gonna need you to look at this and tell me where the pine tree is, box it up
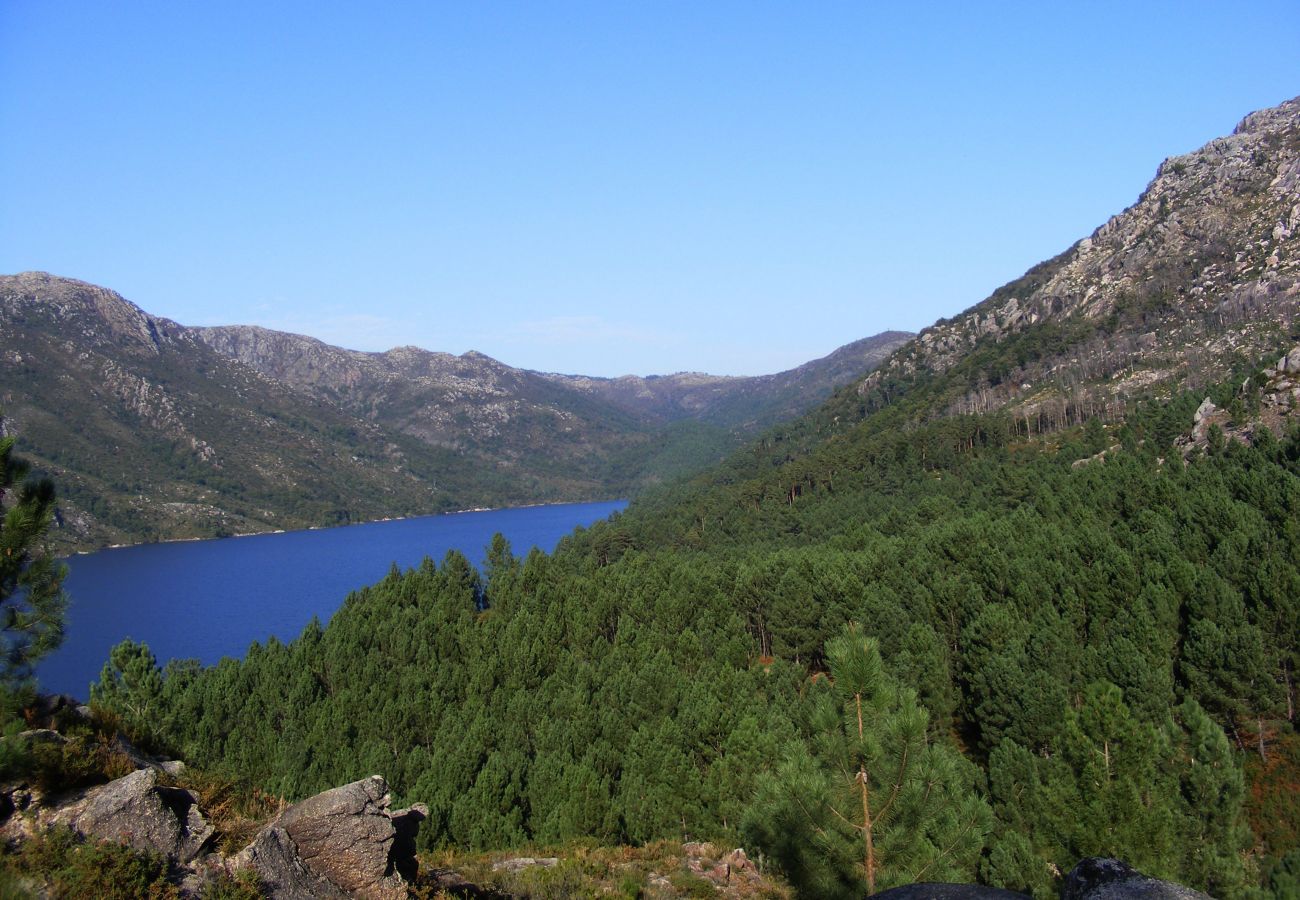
[0,419,66,683]
[744,624,991,897]
[91,639,165,739]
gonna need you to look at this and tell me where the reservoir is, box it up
[38,500,627,698]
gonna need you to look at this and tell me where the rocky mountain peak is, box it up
[0,272,179,355]
[1233,94,1300,136]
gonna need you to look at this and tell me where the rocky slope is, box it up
[859,95,1300,431]
[0,272,905,550]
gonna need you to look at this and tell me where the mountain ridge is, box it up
[0,271,908,550]
[856,95,1300,430]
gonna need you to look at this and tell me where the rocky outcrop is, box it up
[671,842,772,895]
[237,826,352,899]
[1176,341,1300,455]
[235,775,424,900]
[491,856,560,873]
[1063,858,1212,900]
[0,721,426,900]
[70,768,214,863]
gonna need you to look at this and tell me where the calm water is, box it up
[38,500,626,698]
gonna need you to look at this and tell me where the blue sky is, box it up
[2,2,1297,377]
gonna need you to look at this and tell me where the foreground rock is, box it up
[71,767,214,863]
[235,775,425,899]
[1063,858,1212,900]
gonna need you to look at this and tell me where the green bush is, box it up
[1,826,179,899]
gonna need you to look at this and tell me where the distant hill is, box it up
[542,331,911,429]
[0,272,907,549]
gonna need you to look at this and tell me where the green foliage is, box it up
[743,625,991,897]
[108,367,1300,897]
[985,689,1252,898]
[0,419,67,682]
[91,640,169,751]
[0,824,263,899]
[0,826,180,899]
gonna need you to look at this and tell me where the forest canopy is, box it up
[94,384,1300,898]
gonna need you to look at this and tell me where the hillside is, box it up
[856,95,1300,430]
[0,273,906,550]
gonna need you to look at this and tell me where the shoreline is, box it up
[68,497,627,557]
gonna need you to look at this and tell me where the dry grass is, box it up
[159,768,285,855]
[415,840,792,899]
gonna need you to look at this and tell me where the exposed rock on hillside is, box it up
[1177,341,1300,454]
[191,326,641,457]
[2,760,424,898]
[69,767,214,863]
[861,95,1300,432]
[235,775,423,900]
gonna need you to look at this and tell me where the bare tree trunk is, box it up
[856,692,876,894]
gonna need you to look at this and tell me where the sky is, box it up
[1,3,1297,377]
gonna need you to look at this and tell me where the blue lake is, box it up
[38,500,627,698]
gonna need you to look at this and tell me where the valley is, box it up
[0,272,907,551]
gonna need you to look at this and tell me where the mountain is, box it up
[188,325,653,475]
[857,96,1300,430]
[540,331,911,428]
[0,272,907,550]
[612,96,1300,553]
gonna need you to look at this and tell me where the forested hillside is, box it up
[98,375,1300,897]
[87,96,1300,898]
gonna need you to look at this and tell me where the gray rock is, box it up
[237,826,350,900]
[110,733,163,771]
[1193,397,1216,424]
[73,767,214,863]
[9,728,66,747]
[1283,346,1300,373]
[240,775,415,900]
[491,856,559,873]
[1063,858,1211,900]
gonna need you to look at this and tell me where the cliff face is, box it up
[860,96,1300,429]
